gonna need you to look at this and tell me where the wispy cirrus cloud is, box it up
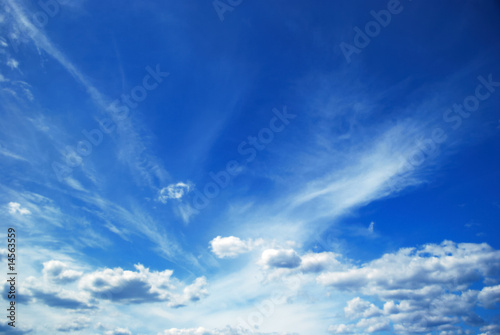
[3,0,171,190]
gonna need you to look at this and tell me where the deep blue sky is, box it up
[1,1,500,334]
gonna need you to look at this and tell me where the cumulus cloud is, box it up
[79,264,174,303]
[32,289,94,309]
[318,241,500,295]
[79,263,207,306]
[320,241,500,334]
[259,249,302,269]
[171,277,209,308]
[210,236,261,258]
[478,284,500,308]
[298,252,340,273]
[344,297,382,319]
[328,324,354,334]
[20,275,95,310]
[8,260,207,313]
[7,201,30,215]
[158,182,192,203]
[42,260,82,284]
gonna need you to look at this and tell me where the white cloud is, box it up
[56,316,91,332]
[79,263,207,306]
[20,276,95,310]
[319,241,500,334]
[6,58,18,69]
[7,201,31,215]
[42,260,82,284]
[299,252,340,273]
[105,328,132,335]
[210,236,260,258]
[317,241,500,296]
[0,145,28,161]
[368,221,374,233]
[479,324,500,335]
[177,203,198,223]
[4,0,171,191]
[12,80,33,101]
[158,182,192,203]
[259,249,302,269]
[173,277,209,307]
[64,176,86,191]
[160,327,216,335]
[478,284,500,308]
[344,297,382,319]
[355,316,391,333]
[328,324,354,334]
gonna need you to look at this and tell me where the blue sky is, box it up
[1,0,500,334]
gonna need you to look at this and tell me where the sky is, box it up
[0,0,500,334]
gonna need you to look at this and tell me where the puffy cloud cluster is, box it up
[171,277,209,308]
[15,275,94,310]
[258,248,340,273]
[478,285,500,308]
[43,260,82,283]
[12,261,208,313]
[297,251,340,273]
[79,263,208,306]
[318,241,500,334]
[213,238,500,334]
[210,237,340,274]
[79,264,175,303]
[210,236,263,258]
[259,249,302,269]
[318,241,500,296]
